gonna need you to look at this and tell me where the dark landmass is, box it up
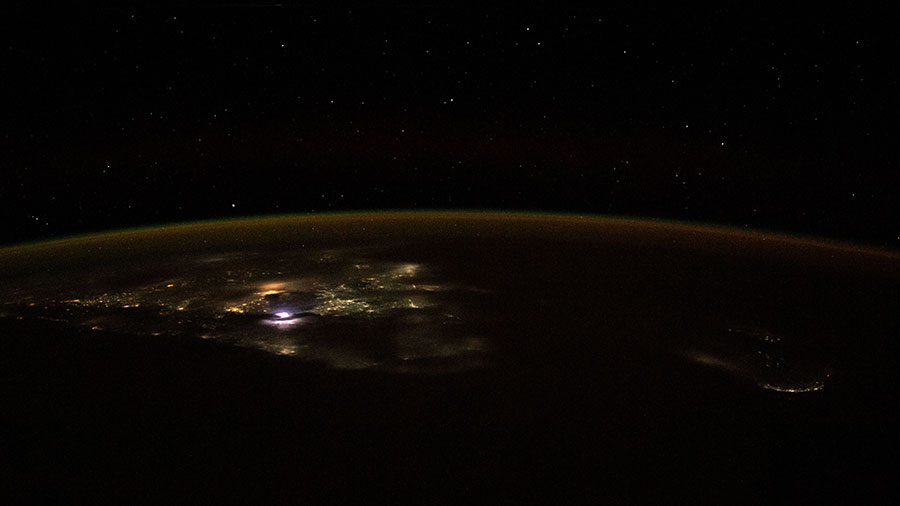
[2,213,899,503]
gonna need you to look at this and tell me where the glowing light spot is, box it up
[394,263,420,277]
[275,311,291,319]
[759,381,827,393]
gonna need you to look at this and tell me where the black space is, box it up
[2,3,898,247]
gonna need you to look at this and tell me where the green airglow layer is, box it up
[2,210,899,268]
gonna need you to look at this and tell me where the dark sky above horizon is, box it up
[2,3,898,248]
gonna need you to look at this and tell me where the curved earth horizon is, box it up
[2,211,898,503]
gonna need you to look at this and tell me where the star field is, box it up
[2,4,898,246]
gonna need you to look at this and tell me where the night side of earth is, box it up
[1,212,899,503]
